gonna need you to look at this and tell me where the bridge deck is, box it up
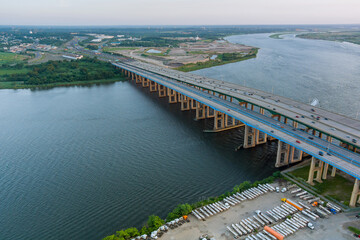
[125,61,360,149]
[115,62,360,180]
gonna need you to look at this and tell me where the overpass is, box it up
[113,60,360,206]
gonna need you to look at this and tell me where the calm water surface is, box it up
[195,33,360,118]
[1,33,360,240]
[0,83,277,240]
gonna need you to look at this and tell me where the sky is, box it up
[1,0,360,25]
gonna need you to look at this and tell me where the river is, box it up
[1,33,359,240]
[195,33,360,118]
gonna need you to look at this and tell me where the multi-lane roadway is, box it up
[114,61,360,180]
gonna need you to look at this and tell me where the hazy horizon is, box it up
[1,0,360,26]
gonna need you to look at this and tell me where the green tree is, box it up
[147,215,164,232]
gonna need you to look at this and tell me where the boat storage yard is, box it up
[157,180,356,240]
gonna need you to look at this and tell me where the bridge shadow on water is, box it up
[128,81,279,177]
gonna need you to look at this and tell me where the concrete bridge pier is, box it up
[243,125,268,148]
[190,99,197,110]
[211,113,243,132]
[206,106,215,118]
[167,88,178,103]
[149,81,157,92]
[214,111,225,130]
[158,84,167,97]
[256,129,267,145]
[179,95,190,111]
[142,78,149,88]
[244,125,256,148]
[195,102,206,120]
[275,141,303,167]
[350,179,360,207]
[135,75,142,84]
[307,157,324,185]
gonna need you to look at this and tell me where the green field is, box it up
[0,52,28,64]
[0,68,29,76]
[289,165,354,204]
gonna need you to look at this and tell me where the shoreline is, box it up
[101,171,280,240]
[175,48,259,72]
[0,77,127,90]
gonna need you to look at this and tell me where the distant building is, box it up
[62,54,83,60]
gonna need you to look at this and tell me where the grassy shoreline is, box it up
[269,33,284,39]
[286,164,353,206]
[175,48,258,72]
[0,77,126,89]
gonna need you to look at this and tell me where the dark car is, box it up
[308,136,314,140]
[353,139,358,143]
[319,151,324,156]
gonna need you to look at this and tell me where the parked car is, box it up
[307,222,315,230]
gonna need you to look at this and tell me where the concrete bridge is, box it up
[113,60,360,207]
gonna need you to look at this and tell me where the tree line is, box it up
[5,57,124,85]
[102,172,281,240]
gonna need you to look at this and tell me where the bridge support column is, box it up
[275,140,290,167]
[307,157,324,185]
[214,111,225,130]
[167,88,177,103]
[149,81,157,92]
[135,75,142,84]
[206,106,215,118]
[244,125,256,148]
[142,78,149,88]
[179,95,190,111]
[195,102,206,120]
[256,130,267,145]
[322,163,329,180]
[190,99,197,110]
[158,84,167,97]
[331,166,337,177]
[350,179,360,207]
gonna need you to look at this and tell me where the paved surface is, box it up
[160,181,355,240]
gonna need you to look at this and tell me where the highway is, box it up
[123,61,360,150]
[114,61,360,180]
[65,37,360,179]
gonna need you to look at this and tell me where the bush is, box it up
[147,215,164,232]
[166,204,192,221]
[349,226,360,235]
